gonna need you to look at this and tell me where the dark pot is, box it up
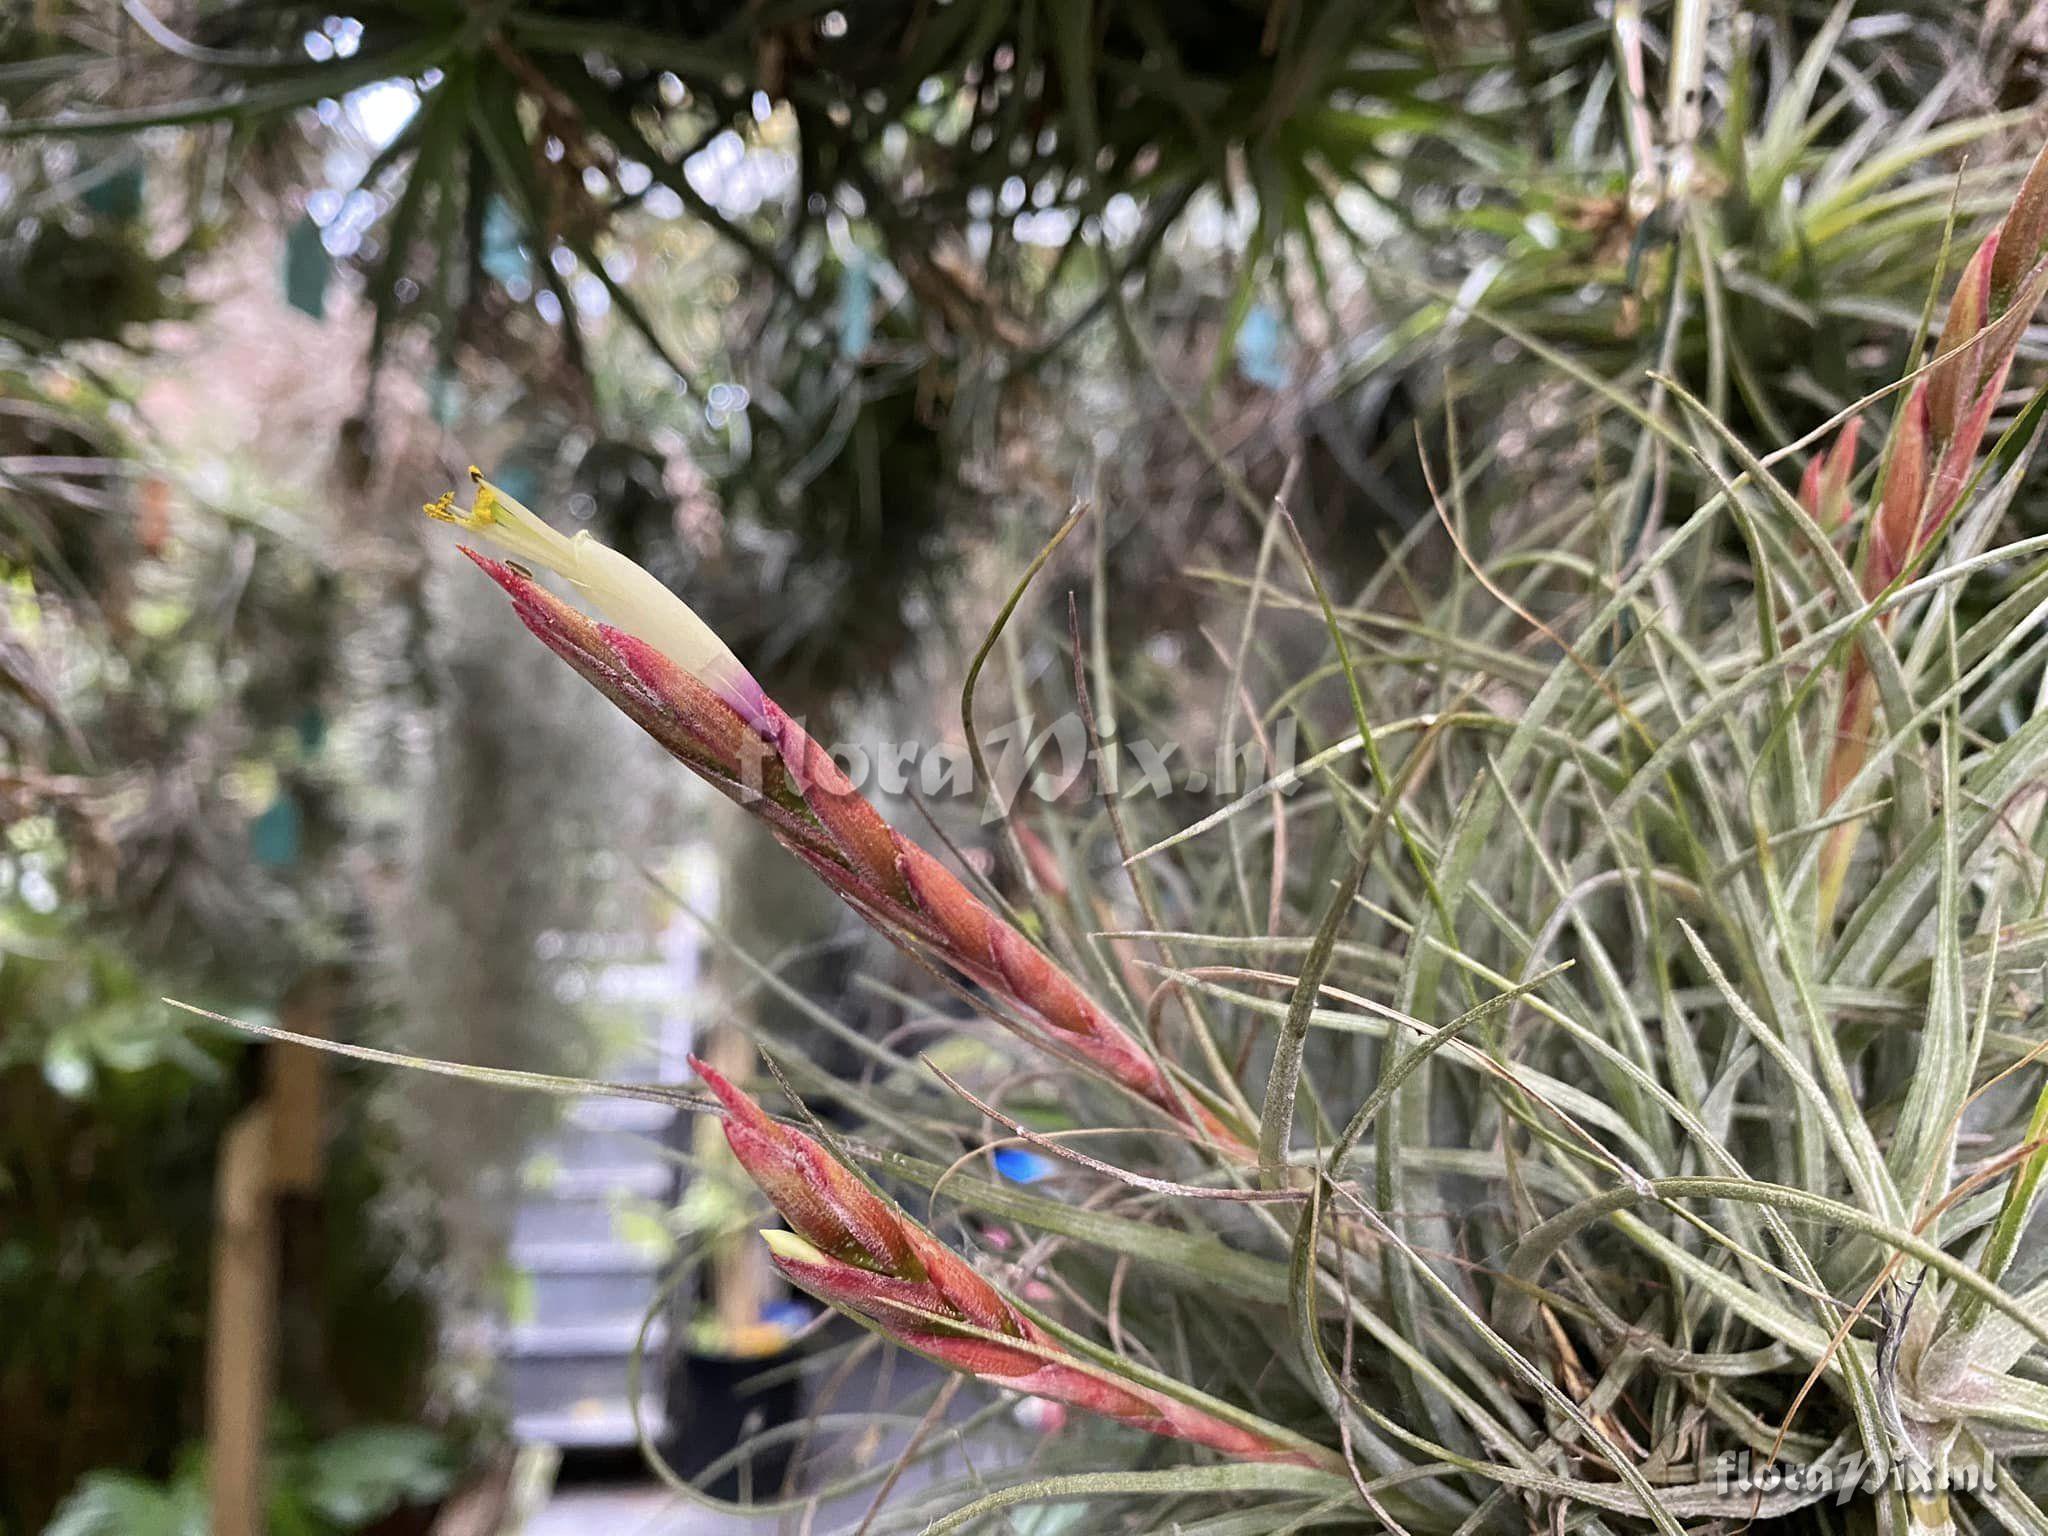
[663,1344,805,1501]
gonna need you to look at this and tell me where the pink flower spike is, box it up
[691,1056,918,1277]
[601,625,774,786]
[1927,236,1998,442]
[700,1067,1328,1469]
[1994,138,2048,304]
[1816,417,1862,532]
[428,478,1251,1157]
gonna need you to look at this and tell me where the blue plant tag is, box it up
[992,1147,1055,1184]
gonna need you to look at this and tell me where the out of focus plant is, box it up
[1365,10,2032,438]
[7,5,2020,425]
[13,2,2032,718]
[0,1,1490,376]
[41,1421,457,1536]
[0,364,346,986]
[0,357,444,1533]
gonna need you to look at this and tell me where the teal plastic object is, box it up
[250,792,303,868]
[284,215,330,319]
[837,253,874,357]
[82,162,144,222]
[1234,300,1290,389]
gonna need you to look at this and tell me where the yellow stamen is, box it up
[425,466,764,725]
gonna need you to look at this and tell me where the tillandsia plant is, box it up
[410,144,2048,1536]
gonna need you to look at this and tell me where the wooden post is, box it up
[207,969,335,1536]
[208,1104,277,1536]
[267,973,336,1194]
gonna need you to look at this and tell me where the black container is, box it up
[662,1344,805,1500]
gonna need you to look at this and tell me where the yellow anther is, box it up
[420,465,766,725]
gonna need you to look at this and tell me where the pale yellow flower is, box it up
[427,467,763,723]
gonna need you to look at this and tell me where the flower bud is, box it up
[694,1057,920,1276]
[1927,237,1997,443]
[1993,139,2048,304]
[692,1045,1322,1465]
[1821,418,1861,528]
[1798,455,1825,521]
[1800,417,1861,532]
[1927,355,2014,528]
[1869,386,1930,595]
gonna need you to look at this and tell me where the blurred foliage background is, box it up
[3,0,2046,1529]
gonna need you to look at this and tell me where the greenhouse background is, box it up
[6,4,2048,1534]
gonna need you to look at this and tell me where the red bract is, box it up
[1816,139,2048,924]
[438,532,1249,1157]
[1798,416,1861,532]
[1991,139,2048,302]
[1926,236,1997,442]
[693,1058,1326,1466]
[1868,386,1931,597]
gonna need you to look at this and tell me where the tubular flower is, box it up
[691,1058,1327,1467]
[1816,141,2048,926]
[425,471,1248,1155]
[426,470,768,732]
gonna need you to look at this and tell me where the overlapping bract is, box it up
[1816,142,2048,920]
[427,479,1244,1155]
[691,1057,1316,1464]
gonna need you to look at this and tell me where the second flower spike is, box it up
[691,1057,1328,1467]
